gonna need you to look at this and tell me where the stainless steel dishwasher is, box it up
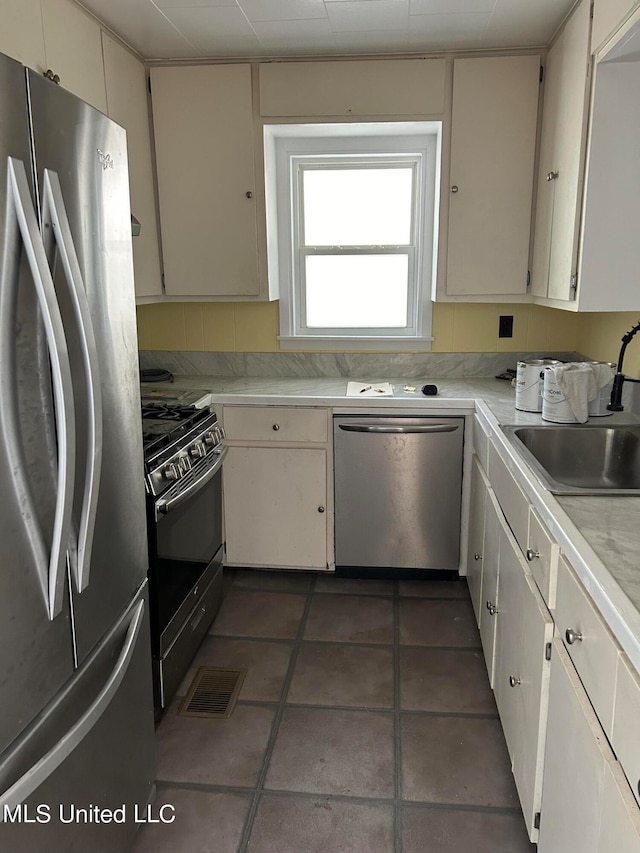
[333,415,464,570]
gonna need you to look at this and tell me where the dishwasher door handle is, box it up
[337,423,459,434]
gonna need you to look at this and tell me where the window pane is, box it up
[305,255,409,328]
[303,168,413,246]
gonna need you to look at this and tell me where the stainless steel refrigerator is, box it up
[0,51,155,851]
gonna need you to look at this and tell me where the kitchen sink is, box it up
[501,423,640,495]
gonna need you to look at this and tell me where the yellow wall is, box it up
[136,301,582,355]
[576,312,640,379]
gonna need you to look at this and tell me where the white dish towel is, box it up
[553,362,615,423]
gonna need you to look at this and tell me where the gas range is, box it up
[142,404,225,500]
[141,398,226,715]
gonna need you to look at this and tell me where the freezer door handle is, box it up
[0,598,145,819]
[41,169,103,594]
[337,423,459,434]
[1,158,76,619]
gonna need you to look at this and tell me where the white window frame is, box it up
[264,122,441,351]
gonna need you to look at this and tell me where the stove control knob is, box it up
[190,440,207,459]
[178,453,192,472]
[163,462,180,481]
[204,430,217,447]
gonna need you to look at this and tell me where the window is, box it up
[264,122,441,351]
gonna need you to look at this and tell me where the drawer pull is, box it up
[317,506,325,513]
[486,601,498,616]
[474,553,482,561]
[272,423,280,431]
[526,548,539,562]
[191,606,206,632]
[565,627,583,645]
[509,675,521,687]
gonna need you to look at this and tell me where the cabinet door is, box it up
[479,487,501,686]
[40,0,107,113]
[531,0,591,302]
[538,640,611,853]
[0,0,46,71]
[259,58,446,117]
[592,0,640,52]
[466,456,487,625]
[223,446,327,569]
[446,55,539,297]
[493,522,553,841]
[102,34,163,300]
[598,761,640,853]
[151,64,260,298]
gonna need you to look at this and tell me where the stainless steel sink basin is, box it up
[502,423,640,495]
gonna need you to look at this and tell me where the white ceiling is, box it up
[77,0,576,61]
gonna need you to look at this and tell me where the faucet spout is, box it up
[607,320,640,412]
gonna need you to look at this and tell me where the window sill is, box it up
[277,336,434,352]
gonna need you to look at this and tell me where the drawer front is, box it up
[489,441,529,553]
[223,405,328,443]
[612,654,640,808]
[473,414,489,473]
[526,508,559,609]
[555,556,620,735]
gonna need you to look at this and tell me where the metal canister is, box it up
[515,359,561,412]
[587,362,616,417]
[541,366,580,424]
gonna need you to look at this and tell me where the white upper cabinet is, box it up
[0,0,106,113]
[592,0,640,51]
[530,0,591,305]
[102,34,163,300]
[259,59,446,117]
[0,0,46,72]
[40,0,107,113]
[151,64,267,300]
[444,55,540,300]
[576,11,640,311]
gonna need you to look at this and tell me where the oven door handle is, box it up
[155,446,227,518]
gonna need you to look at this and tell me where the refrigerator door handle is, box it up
[41,169,103,594]
[0,599,145,818]
[2,157,76,620]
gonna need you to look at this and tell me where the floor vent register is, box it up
[178,666,246,719]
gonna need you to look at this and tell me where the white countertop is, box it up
[154,374,640,671]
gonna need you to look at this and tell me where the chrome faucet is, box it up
[607,320,640,412]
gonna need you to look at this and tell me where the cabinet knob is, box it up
[451,185,459,193]
[474,553,482,561]
[44,69,60,85]
[509,675,521,687]
[272,423,280,431]
[565,627,583,645]
[245,190,253,198]
[547,171,559,181]
[317,506,325,513]
[526,548,539,562]
[486,601,497,616]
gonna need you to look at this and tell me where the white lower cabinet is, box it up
[476,435,640,849]
[493,520,553,841]
[466,456,487,624]
[538,640,640,853]
[538,639,612,852]
[598,761,640,853]
[478,485,501,688]
[221,405,331,570]
[223,446,328,570]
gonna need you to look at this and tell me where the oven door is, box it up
[148,448,226,709]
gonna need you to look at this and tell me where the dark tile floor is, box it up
[133,570,535,853]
